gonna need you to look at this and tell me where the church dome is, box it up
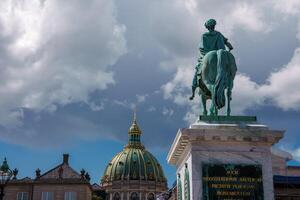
[100,113,167,199]
[101,147,166,182]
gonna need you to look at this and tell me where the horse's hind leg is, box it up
[209,103,217,116]
[201,95,207,116]
[209,89,217,116]
[226,88,232,116]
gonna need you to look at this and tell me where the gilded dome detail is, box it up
[101,113,167,184]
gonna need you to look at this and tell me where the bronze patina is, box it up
[190,19,237,116]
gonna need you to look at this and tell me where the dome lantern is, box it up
[127,111,143,148]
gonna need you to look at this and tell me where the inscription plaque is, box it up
[202,164,263,200]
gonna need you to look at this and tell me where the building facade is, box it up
[4,154,92,200]
[100,115,168,200]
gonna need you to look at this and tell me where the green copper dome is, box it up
[101,114,166,184]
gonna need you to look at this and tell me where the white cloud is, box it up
[147,106,156,112]
[161,67,193,105]
[230,2,268,33]
[279,146,300,161]
[0,0,127,127]
[273,0,300,15]
[162,107,174,117]
[88,102,105,112]
[150,0,273,72]
[261,48,300,110]
[136,94,148,103]
[290,148,300,161]
[231,74,265,114]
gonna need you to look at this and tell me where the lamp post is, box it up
[0,158,12,200]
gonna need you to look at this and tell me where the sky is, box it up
[0,0,300,186]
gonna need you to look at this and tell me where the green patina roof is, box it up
[101,114,167,183]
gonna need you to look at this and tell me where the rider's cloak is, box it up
[199,30,227,55]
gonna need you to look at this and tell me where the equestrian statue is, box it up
[189,19,237,116]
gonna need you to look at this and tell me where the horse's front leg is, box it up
[189,86,196,100]
[201,95,207,116]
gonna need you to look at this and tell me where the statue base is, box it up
[167,117,284,200]
[198,115,257,123]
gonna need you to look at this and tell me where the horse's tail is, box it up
[214,50,228,109]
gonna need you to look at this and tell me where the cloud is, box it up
[273,0,300,15]
[161,67,193,105]
[0,0,299,148]
[161,68,265,123]
[136,94,148,103]
[279,145,300,162]
[0,0,127,127]
[147,106,156,112]
[162,107,174,117]
[230,2,268,33]
[162,47,300,122]
[157,0,300,123]
[290,148,300,161]
[150,0,273,71]
[231,74,265,114]
[261,48,300,110]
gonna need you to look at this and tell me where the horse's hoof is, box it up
[189,96,194,100]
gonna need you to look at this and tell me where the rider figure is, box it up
[190,19,233,100]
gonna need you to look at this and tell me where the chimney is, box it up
[35,168,41,179]
[63,154,69,165]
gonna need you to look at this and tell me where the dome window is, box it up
[130,192,139,200]
[113,193,121,200]
[148,172,154,180]
[147,193,155,200]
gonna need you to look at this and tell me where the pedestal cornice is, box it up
[167,121,284,166]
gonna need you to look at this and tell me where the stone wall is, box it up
[287,166,300,176]
[4,184,33,200]
[4,183,91,200]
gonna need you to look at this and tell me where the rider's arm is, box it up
[222,34,234,51]
[199,47,206,55]
[225,40,233,51]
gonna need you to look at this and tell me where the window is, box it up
[130,192,138,200]
[17,192,28,200]
[64,192,77,200]
[42,192,53,200]
[147,193,155,200]
[113,193,120,200]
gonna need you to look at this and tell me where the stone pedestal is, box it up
[167,117,284,200]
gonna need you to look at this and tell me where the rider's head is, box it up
[205,19,216,31]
